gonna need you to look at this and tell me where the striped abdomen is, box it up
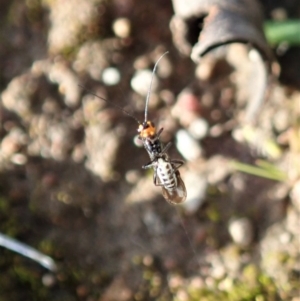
[156,158,178,190]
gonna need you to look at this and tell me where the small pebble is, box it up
[229,173,246,191]
[10,153,27,165]
[279,232,291,244]
[102,67,121,86]
[209,124,224,137]
[0,128,27,157]
[211,265,226,279]
[188,118,209,140]
[172,89,200,116]
[133,135,144,148]
[181,171,207,213]
[204,276,216,288]
[228,217,254,247]
[76,284,89,297]
[290,180,300,211]
[286,206,299,235]
[210,255,226,279]
[131,69,158,97]
[42,98,60,114]
[268,183,289,201]
[273,109,290,133]
[168,274,184,289]
[176,289,189,301]
[220,245,242,275]
[195,59,215,80]
[112,18,131,38]
[271,8,287,20]
[189,276,205,289]
[143,255,154,266]
[1,135,20,156]
[218,277,233,291]
[72,143,86,163]
[171,91,201,127]
[210,109,222,121]
[159,89,175,105]
[176,129,202,161]
[42,273,56,287]
[125,169,141,184]
[49,62,80,107]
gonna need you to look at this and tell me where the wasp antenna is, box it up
[144,51,169,123]
[78,84,140,124]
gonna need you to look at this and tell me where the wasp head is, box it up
[137,121,156,138]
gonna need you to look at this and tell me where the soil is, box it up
[0,1,299,301]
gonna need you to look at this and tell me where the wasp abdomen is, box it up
[156,158,178,189]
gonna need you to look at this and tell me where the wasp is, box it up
[143,144,187,205]
[79,51,168,161]
[79,52,187,204]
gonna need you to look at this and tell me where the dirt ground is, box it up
[0,0,299,300]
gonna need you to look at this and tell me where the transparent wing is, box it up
[161,175,187,205]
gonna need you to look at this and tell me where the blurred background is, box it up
[0,0,299,300]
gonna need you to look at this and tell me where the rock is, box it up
[131,69,158,97]
[42,273,56,287]
[102,67,121,86]
[290,180,300,211]
[10,153,27,165]
[1,74,37,120]
[286,206,300,236]
[228,217,254,247]
[125,169,141,184]
[171,89,201,127]
[73,41,108,79]
[176,129,202,161]
[112,18,131,38]
[273,109,290,133]
[181,171,207,213]
[0,128,27,157]
[46,0,102,54]
[188,117,209,140]
[48,61,80,107]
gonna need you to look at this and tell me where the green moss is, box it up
[12,264,39,286]
[0,197,9,213]
[206,205,221,222]
[242,264,259,285]
[172,271,280,301]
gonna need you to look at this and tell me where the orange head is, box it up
[138,121,157,138]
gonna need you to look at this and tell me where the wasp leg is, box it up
[170,159,184,170]
[142,161,156,169]
[157,127,164,138]
[161,142,172,153]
